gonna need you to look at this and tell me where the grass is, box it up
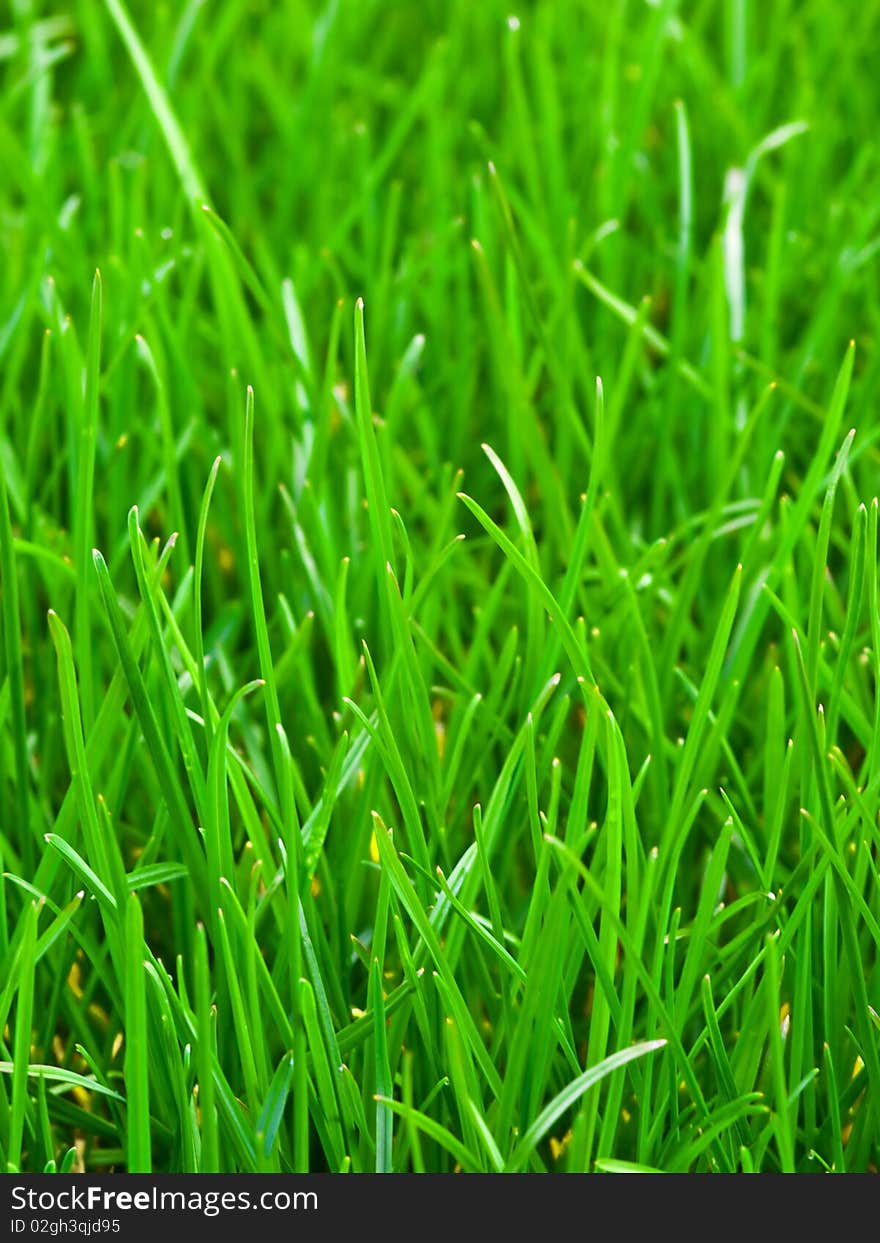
[2,0,880,1174]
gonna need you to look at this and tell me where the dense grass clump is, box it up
[2,0,880,1174]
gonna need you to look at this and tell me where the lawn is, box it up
[2,0,880,1174]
